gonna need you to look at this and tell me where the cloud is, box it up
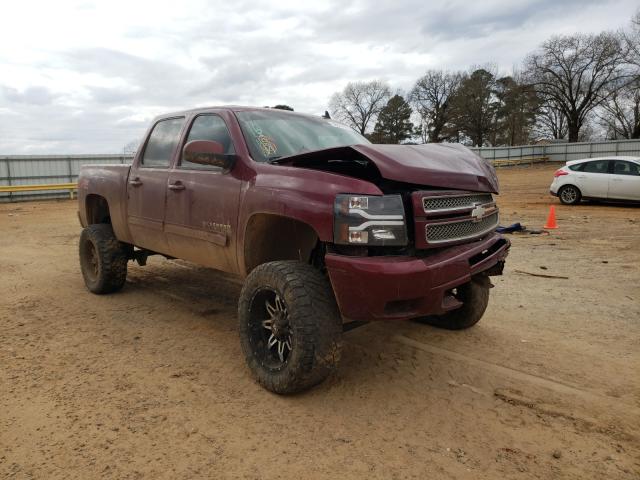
[0,0,636,153]
[1,86,58,106]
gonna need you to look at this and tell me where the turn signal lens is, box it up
[348,231,369,243]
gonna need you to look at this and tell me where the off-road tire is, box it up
[79,224,128,294]
[238,260,342,394]
[418,275,491,330]
[558,185,581,205]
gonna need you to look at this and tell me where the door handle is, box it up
[577,175,586,179]
[168,181,185,191]
[129,177,143,187]
[611,178,623,182]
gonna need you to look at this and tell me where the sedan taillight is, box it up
[554,169,569,177]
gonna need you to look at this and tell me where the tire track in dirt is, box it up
[395,334,640,438]
[395,334,639,412]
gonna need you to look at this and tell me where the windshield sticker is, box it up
[257,134,277,156]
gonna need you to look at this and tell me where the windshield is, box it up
[235,110,369,162]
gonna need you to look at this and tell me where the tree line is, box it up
[327,11,640,146]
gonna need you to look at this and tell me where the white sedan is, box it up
[549,156,640,205]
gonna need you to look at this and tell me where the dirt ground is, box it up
[1,163,639,479]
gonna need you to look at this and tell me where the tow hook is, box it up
[133,250,149,266]
[484,260,505,278]
[473,274,494,289]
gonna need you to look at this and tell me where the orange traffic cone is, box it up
[544,205,558,229]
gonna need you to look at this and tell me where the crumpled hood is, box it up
[274,143,499,193]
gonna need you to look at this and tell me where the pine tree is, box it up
[372,95,414,144]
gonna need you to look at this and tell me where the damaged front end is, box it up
[271,143,510,321]
[274,142,503,253]
[272,143,499,194]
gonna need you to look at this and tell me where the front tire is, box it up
[238,261,342,394]
[79,224,128,294]
[558,185,581,205]
[418,275,491,330]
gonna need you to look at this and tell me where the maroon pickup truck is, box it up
[78,106,509,393]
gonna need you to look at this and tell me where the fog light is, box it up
[348,230,369,243]
[371,229,396,240]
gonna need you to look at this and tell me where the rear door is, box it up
[608,160,640,200]
[573,159,610,199]
[164,113,242,273]
[126,116,185,254]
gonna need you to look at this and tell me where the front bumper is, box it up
[325,232,510,321]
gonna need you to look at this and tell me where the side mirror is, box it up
[183,140,236,170]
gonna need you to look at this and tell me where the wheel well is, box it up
[560,184,580,193]
[85,194,111,224]
[243,214,319,275]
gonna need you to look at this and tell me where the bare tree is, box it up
[623,9,640,69]
[409,70,461,143]
[329,81,391,134]
[525,32,626,142]
[122,140,139,155]
[534,98,568,140]
[599,78,640,139]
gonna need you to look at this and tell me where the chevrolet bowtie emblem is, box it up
[470,203,488,222]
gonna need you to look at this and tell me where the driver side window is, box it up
[181,115,235,170]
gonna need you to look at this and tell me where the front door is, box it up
[126,116,185,254]
[608,160,640,201]
[164,114,242,273]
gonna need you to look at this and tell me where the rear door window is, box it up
[613,161,640,176]
[581,160,610,174]
[141,117,185,167]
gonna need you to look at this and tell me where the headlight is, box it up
[333,194,408,246]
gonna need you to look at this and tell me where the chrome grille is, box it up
[426,212,499,243]
[423,193,493,213]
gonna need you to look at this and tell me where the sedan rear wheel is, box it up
[559,185,581,205]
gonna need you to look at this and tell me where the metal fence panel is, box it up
[470,139,640,163]
[2,141,640,201]
[0,154,133,201]
[0,160,8,185]
[618,141,640,155]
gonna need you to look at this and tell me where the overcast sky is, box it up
[0,0,636,154]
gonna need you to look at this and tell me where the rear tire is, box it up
[558,185,581,205]
[238,261,342,394]
[79,224,128,294]
[418,275,491,330]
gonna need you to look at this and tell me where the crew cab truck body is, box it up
[78,106,509,393]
